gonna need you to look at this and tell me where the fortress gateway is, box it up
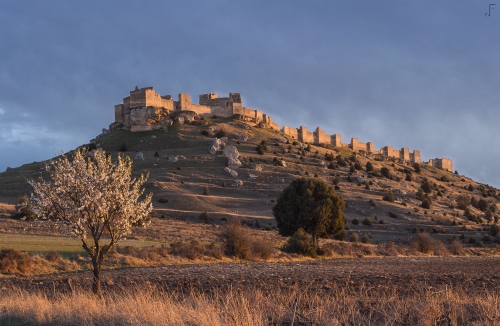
[113,87,452,171]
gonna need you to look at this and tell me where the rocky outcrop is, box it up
[224,167,238,177]
[134,152,144,160]
[232,179,243,187]
[128,107,172,132]
[209,138,225,155]
[227,158,242,169]
[222,145,239,159]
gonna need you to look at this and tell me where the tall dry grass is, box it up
[0,284,499,325]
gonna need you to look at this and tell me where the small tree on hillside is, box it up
[272,178,345,246]
[28,149,153,296]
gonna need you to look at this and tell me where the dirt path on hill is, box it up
[2,257,500,294]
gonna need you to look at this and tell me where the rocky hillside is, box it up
[1,116,499,245]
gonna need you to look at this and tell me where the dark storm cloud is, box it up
[1,1,499,186]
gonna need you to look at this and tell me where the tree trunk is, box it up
[92,259,101,297]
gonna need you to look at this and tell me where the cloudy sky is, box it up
[1,1,500,187]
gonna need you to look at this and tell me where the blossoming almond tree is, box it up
[28,148,153,295]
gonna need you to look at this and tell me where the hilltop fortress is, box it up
[113,86,452,171]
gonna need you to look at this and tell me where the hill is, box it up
[1,115,499,248]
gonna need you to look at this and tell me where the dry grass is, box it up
[0,284,499,325]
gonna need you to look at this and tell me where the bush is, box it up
[118,143,128,152]
[366,162,374,172]
[421,199,431,209]
[383,192,394,202]
[201,130,213,137]
[361,234,371,244]
[354,161,362,170]
[369,199,378,207]
[490,224,500,237]
[352,218,359,225]
[283,228,317,257]
[349,233,359,242]
[250,238,274,260]
[157,198,169,203]
[199,211,211,223]
[362,217,372,226]
[456,194,470,210]
[15,194,36,221]
[413,163,421,173]
[215,129,227,138]
[449,240,464,256]
[203,186,209,196]
[468,184,474,192]
[405,174,412,182]
[45,251,61,262]
[220,218,251,259]
[0,249,34,274]
[411,233,441,254]
[154,151,159,157]
[381,167,391,178]
[388,211,399,218]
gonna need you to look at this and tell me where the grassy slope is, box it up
[0,117,498,252]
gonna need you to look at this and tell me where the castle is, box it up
[113,86,452,171]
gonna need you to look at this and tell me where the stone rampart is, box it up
[114,86,452,172]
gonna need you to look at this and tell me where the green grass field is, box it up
[0,233,165,256]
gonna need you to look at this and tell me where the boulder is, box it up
[251,164,263,171]
[5,167,12,171]
[235,134,248,141]
[224,167,238,177]
[227,158,242,169]
[219,137,228,142]
[248,173,257,179]
[175,116,185,125]
[179,111,196,123]
[134,152,144,160]
[232,179,243,187]
[279,160,287,167]
[222,145,239,159]
[167,156,178,162]
[210,138,225,154]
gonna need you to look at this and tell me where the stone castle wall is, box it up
[113,86,452,171]
[115,87,280,131]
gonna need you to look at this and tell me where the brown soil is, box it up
[2,257,499,295]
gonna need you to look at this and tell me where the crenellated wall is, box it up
[114,86,452,171]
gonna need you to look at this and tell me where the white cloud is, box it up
[0,108,4,115]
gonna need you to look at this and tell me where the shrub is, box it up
[381,167,391,178]
[250,237,274,260]
[15,194,36,221]
[456,194,470,210]
[349,233,359,242]
[379,219,385,224]
[413,163,421,173]
[421,199,431,209]
[383,192,394,202]
[468,184,474,191]
[411,233,443,254]
[118,143,128,152]
[354,161,362,170]
[158,198,169,203]
[369,199,378,207]
[220,218,251,259]
[203,186,209,196]
[361,234,371,244]
[388,211,399,218]
[283,228,317,257]
[215,129,227,138]
[478,198,489,212]
[0,249,34,274]
[199,211,211,223]
[366,162,374,172]
[201,130,213,137]
[154,151,159,157]
[449,240,464,256]
[490,224,500,237]
[45,251,61,262]
[352,218,359,225]
[362,217,372,226]
[405,174,412,182]
[221,182,226,187]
